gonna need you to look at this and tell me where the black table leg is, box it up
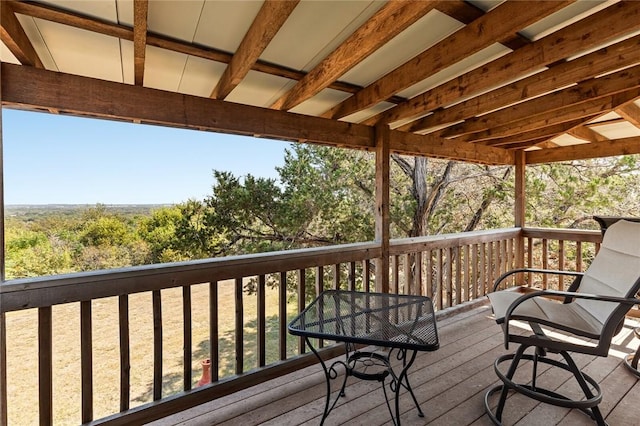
[305,337,349,425]
[386,348,423,425]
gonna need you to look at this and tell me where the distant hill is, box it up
[6,204,174,217]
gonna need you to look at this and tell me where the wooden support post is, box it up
[375,124,390,293]
[514,151,526,277]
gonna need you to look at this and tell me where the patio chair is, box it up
[484,219,640,425]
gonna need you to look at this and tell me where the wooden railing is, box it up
[0,227,602,425]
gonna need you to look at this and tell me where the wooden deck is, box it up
[150,303,640,426]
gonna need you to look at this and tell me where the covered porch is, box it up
[2,1,640,425]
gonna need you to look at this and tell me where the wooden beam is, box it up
[616,102,640,128]
[442,65,640,138]
[270,0,438,111]
[390,131,514,165]
[526,137,640,164]
[0,1,43,68]
[406,33,640,133]
[133,0,148,86]
[211,0,299,100]
[567,126,610,143]
[374,1,640,127]
[452,90,640,143]
[480,118,594,148]
[0,63,374,149]
[322,1,570,120]
[2,64,515,164]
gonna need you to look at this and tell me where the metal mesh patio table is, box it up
[288,290,439,425]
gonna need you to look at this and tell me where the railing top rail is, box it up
[389,227,521,254]
[521,227,602,243]
[0,241,380,312]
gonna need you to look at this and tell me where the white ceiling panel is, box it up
[1,41,20,64]
[178,56,227,97]
[520,0,613,41]
[261,0,384,72]
[592,122,640,139]
[15,15,58,70]
[552,134,589,146]
[589,112,622,123]
[226,70,293,108]
[38,0,119,23]
[396,43,512,100]
[119,39,134,85]
[116,0,133,25]
[341,102,395,124]
[28,18,123,82]
[289,88,352,117]
[146,0,205,43]
[193,1,263,52]
[144,46,188,91]
[340,10,465,87]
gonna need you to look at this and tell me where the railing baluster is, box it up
[471,244,480,299]
[278,273,287,361]
[463,245,470,302]
[118,295,130,411]
[257,275,266,367]
[349,262,356,291]
[455,247,462,305]
[426,250,433,299]
[210,281,219,382]
[315,266,324,348]
[297,269,306,354]
[363,259,371,293]
[182,286,192,390]
[234,278,244,374]
[80,300,93,422]
[391,255,399,294]
[436,249,443,310]
[446,247,453,308]
[415,251,423,296]
[480,243,486,296]
[558,240,565,290]
[542,238,549,290]
[403,253,411,295]
[1,312,8,426]
[527,237,533,285]
[38,307,53,426]
[332,264,340,290]
[152,291,163,401]
[576,241,583,272]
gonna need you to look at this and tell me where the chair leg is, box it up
[559,351,607,426]
[485,344,529,424]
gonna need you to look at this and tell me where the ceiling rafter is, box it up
[450,89,640,144]
[615,103,640,129]
[211,0,299,100]
[403,33,640,133]
[320,0,572,120]
[567,126,611,143]
[372,1,640,128]
[0,1,43,68]
[441,65,640,138]
[526,136,640,164]
[270,0,439,111]
[133,0,148,86]
[480,118,598,148]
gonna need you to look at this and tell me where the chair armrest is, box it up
[502,289,640,347]
[492,268,584,292]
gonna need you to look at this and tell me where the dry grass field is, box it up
[4,280,298,425]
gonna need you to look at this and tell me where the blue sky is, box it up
[2,109,291,205]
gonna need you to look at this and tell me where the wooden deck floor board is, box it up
[150,305,640,426]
